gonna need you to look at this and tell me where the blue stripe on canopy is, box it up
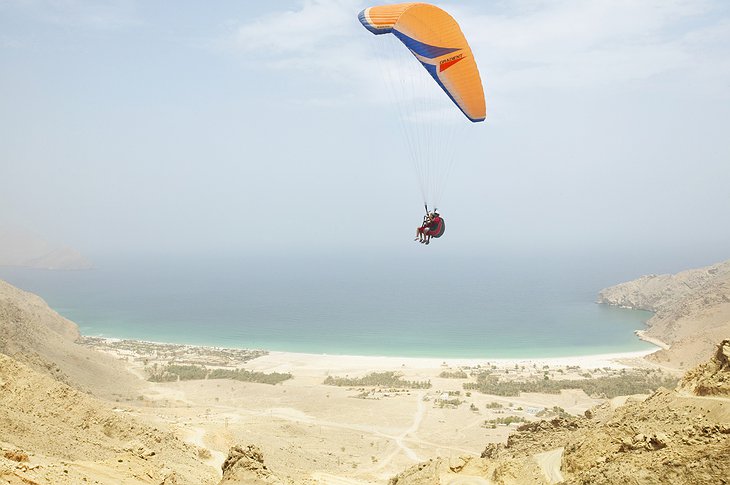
[358,9,392,34]
[392,29,460,59]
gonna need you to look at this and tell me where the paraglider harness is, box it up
[422,205,445,239]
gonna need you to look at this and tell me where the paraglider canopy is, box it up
[358,2,486,122]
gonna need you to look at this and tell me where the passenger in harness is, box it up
[415,210,444,245]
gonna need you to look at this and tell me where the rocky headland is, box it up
[599,259,730,369]
[0,226,92,270]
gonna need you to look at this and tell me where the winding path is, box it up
[185,427,227,474]
[534,447,564,484]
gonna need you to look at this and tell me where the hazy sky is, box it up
[1,0,729,259]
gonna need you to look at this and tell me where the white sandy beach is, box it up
[244,347,661,376]
[85,334,662,375]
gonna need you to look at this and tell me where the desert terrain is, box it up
[1,259,729,484]
[77,338,660,484]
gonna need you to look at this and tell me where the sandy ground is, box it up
[82,339,663,483]
[244,348,658,375]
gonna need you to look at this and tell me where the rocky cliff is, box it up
[598,260,730,369]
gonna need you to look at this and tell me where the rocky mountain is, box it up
[0,279,142,400]
[598,259,730,369]
[0,226,92,270]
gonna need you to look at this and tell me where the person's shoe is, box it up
[425,240,430,245]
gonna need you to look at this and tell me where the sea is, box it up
[0,250,665,358]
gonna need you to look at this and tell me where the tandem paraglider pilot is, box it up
[415,210,445,245]
[359,4,485,247]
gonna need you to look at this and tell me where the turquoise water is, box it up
[0,252,655,358]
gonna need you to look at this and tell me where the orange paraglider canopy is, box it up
[359,2,486,122]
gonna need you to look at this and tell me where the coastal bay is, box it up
[2,258,728,483]
[0,253,658,359]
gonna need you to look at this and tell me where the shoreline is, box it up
[635,329,670,350]
[240,348,660,373]
[81,334,662,372]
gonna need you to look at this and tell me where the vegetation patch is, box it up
[464,369,678,398]
[147,364,291,385]
[437,398,462,408]
[536,406,571,419]
[323,371,431,389]
[482,415,527,428]
[439,370,468,379]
